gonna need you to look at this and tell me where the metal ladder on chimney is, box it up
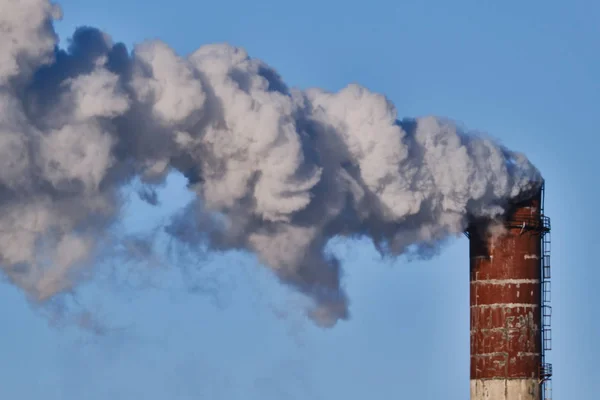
[539,183,553,400]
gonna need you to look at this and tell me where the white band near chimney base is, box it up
[470,379,540,400]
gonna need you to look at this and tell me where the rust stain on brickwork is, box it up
[469,190,543,381]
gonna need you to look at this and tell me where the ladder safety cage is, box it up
[539,183,553,400]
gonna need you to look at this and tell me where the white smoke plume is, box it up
[0,0,542,327]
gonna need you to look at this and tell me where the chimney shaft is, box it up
[469,190,544,399]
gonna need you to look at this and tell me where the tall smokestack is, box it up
[468,185,552,399]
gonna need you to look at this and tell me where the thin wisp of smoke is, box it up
[0,0,542,327]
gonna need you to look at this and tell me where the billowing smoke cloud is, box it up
[0,0,541,327]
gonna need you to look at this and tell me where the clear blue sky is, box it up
[1,0,597,398]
